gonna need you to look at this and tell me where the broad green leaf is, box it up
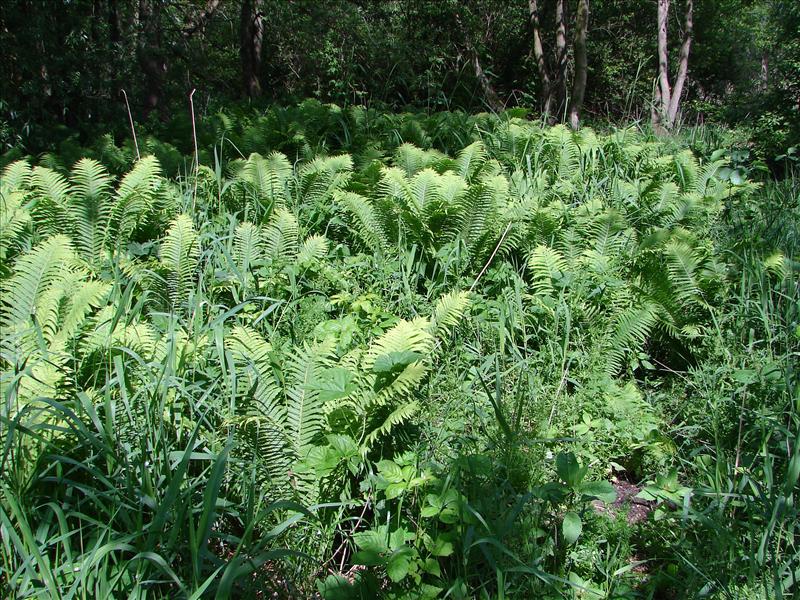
[562,511,582,544]
[579,481,617,504]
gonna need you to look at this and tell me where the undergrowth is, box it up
[0,105,797,599]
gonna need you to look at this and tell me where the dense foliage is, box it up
[1,107,797,598]
[1,0,798,160]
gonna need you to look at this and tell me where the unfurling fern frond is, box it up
[159,214,199,310]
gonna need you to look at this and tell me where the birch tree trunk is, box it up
[240,0,264,98]
[666,0,692,125]
[568,0,589,129]
[653,0,693,130]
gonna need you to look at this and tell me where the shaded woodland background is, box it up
[0,0,798,156]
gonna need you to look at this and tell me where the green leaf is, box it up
[429,536,454,557]
[314,367,356,402]
[556,452,588,487]
[353,529,389,554]
[578,481,617,504]
[562,511,582,544]
[386,547,413,582]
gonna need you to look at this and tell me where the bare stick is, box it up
[121,89,140,160]
[470,222,513,292]
[189,89,199,208]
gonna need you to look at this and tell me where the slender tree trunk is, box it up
[568,0,589,129]
[471,50,504,112]
[655,0,671,124]
[240,0,264,98]
[108,0,120,44]
[529,0,553,116]
[554,0,568,117]
[666,0,692,124]
[137,0,165,118]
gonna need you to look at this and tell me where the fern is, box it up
[428,290,471,337]
[334,191,391,253]
[263,208,299,263]
[606,303,658,375]
[233,221,263,274]
[68,158,114,267]
[528,245,568,297]
[159,214,199,310]
[1,236,77,330]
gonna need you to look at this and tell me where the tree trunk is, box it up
[471,50,504,112]
[529,0,553,116]
[108,0,120,44]
[666,0,692,125]
[568,0,589,129]
[184,0,222,38]
[654,0,671,130]
[240,0,264,98]
[553,0,568,117]
[137,0,166,118]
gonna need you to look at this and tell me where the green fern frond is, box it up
[233,221,263,273]
[111,155,162,245]
[527,245,567,296]
[0,189,31,261]
[455,141,487,180]
[664,239,703,306]
[263,208,299,263]
[607,303,658,375]
[239,152,292,208]
[68,158,114,266]
[1,160,33,193]
[297,235,329,267]
[285,339,336,456]
[1,235,77,330]
[334,190,391,253]
[159,214,199,310]
[428,291,471,337]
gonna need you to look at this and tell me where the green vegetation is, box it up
[1,0,798,597]
[1,108,797,598]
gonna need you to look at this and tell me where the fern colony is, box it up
[0,111,797,599]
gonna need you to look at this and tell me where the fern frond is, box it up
[263,208,299,263]
[607,303,658,375]
[1,236,77,329]
[284,339,336,456]
[68,158,114,266]
[233,221,263,273]
[428,291,471,337]
[527,245,567,296]
[297,235,329,267]
[159,214,199,310]
[334,191,391,253]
